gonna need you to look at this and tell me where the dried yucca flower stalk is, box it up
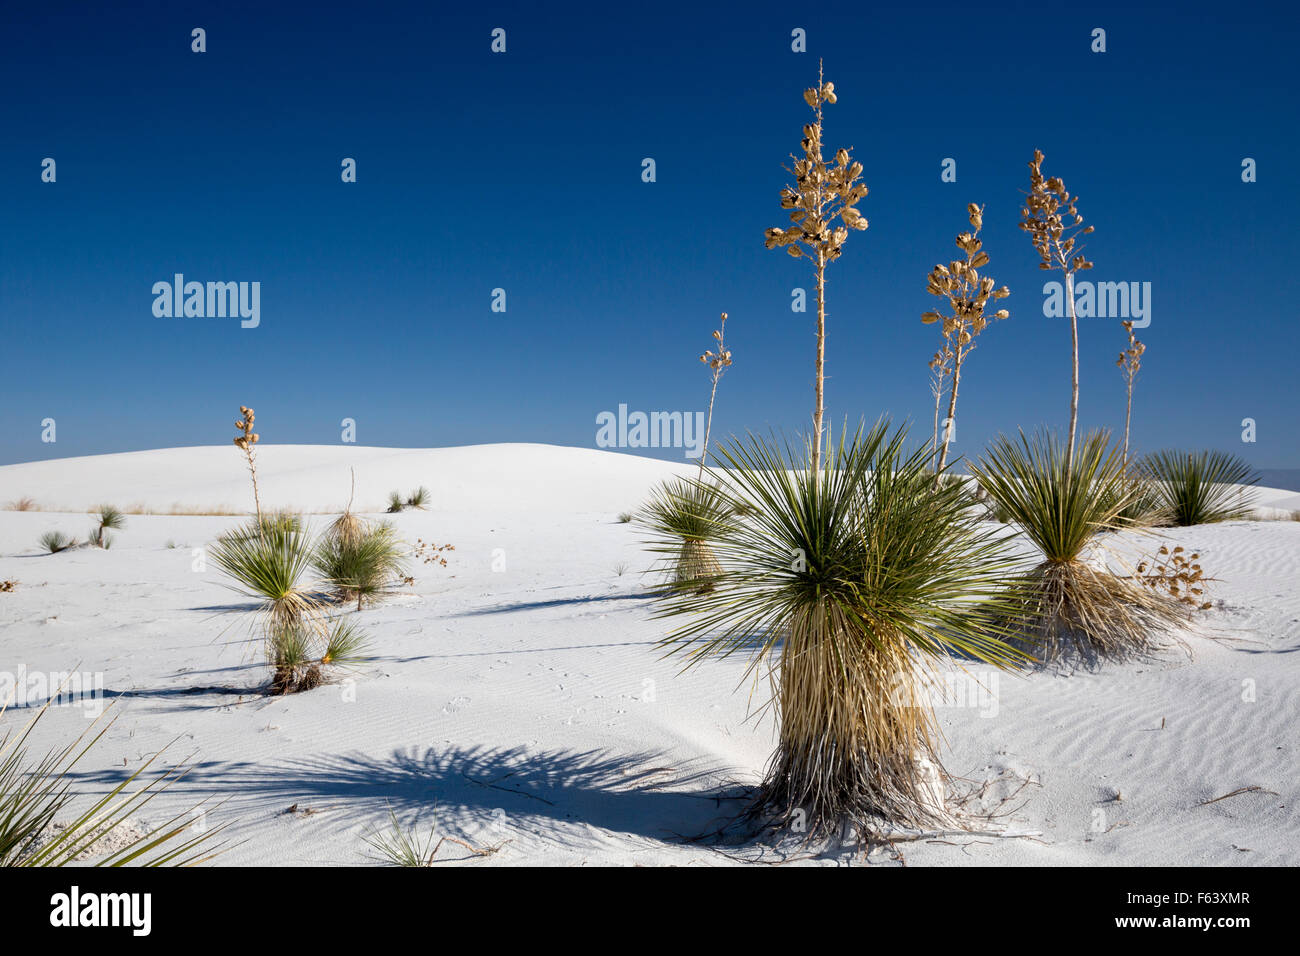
[1019,150,1094,471]
[922,203,1010,474]
[764,61,868,472]
[697,312,734,479]
[232,405,263,523]
[1116,320,1146,467]
[331,467,364,548]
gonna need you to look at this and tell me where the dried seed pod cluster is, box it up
[1137,545,1212,611]
[1117,320,1146,373]
[1020,150,1094,273]
[699,312,733,372]
[233,406,259,451]
[764,79,868,264]
[922,203,1010,471]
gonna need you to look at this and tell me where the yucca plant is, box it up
[654,423,1028,837]
[1143,450,1258,525]
[697,311,735,478]
[386,491,405,514]
[638,478,733,594]
[971,431,1188,664]
[312,520,407,611]
[406,486,430,509]
[1116,320,1146,466]
[39,531,76,554]
[210,519,319,633]
[88,506,125,548]
[1,700,225,866]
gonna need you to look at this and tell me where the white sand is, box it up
[1,444,1296,865]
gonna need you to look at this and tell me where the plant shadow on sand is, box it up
[68,744,769,854]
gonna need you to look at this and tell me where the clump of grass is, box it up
[312,520,407,611]
[88,506,125,549]
[654,423,1028,837]
[39,531,76,554]
[971,430,1189,665]
[1143,450,1258,526]
[386,491,406,513]
[365,806,438,867]
[1,699,226,866]
[616,511,633,524]
[638,478,731,594]
[6,497,37,512]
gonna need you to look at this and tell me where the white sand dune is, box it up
[0,444,1296,866]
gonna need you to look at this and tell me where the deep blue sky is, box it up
[2,1,1296,469]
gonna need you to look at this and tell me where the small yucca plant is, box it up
[210,519,319,634]
[638,478,732,594]
[39,531,76,554]
[406,486,430,509]
[1143,450,1258,525]
[654,423,1028,837]
[386,491,405,513]
[88,506,125,548]
[313,520,407,611]
[971,431,1188,664]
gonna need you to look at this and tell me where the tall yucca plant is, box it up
[654,422,1028,836]
[1144,450,1258,525]
[764,62,868,472]
[971,431,1188,663]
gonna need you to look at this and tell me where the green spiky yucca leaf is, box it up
[1,700,227,867]
[1143,449,1258,526]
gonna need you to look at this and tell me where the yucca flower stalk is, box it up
[653,422,1028,837]
[922,203,1010,474]
[1020,151,1094,471]
[1116,320,1146,467]
[971,430,1188,664]
[927,349,953,466]
[232,406,263,524]
[697,311,734,480]
[764,62,868,472]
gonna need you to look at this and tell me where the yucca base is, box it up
[1024,559,1190,664]
[674,539,723,595]
[752,607,955,838]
